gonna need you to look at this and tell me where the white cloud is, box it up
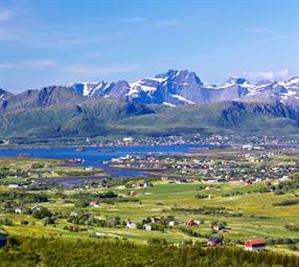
[157,20,178,27]
[245,27,267,33]
[63,65,138,76]
[0,60,57,70]
[245,69,290,81]
[0,8,14,22]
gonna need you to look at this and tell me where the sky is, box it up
[0,0,298,93]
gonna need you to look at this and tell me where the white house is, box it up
[143,224,152,231]
[126,221,137,229]
[15,208,22,214]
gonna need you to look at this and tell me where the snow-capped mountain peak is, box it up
[0,88,13,102]
[225,76,247,85]
[67,70,299,106]
[71,81,105,96]
[280,76,299,88]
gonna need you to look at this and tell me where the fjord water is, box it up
[0,144,216,178]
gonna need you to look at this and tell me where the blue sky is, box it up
[0,0,298,93]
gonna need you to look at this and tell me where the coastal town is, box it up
[110,146,298,185]
[2,133,299,149]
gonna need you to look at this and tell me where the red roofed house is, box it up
[244,239,266,252]
[185,219,199,226]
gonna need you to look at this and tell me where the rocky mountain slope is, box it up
[69,70,299,106]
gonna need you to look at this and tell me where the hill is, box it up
[0,70,298,143]
[111,101,299,136]
[0,97,154,141]
[0,97,298,143]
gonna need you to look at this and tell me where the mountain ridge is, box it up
[0,70,298,142]
[0,98,298,142]
[2,70,299,108]
[68,69,299,106]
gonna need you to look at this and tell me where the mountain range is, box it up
[1,69,299,108]
[0,69,298,143]
[69,69,299,107]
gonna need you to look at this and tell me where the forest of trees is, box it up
[0,236,298,267]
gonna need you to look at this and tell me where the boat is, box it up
[75,147,86,152]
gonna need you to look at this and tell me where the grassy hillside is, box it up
[112,101,299,135]
[0,98,154,140]
[0,99,298,142]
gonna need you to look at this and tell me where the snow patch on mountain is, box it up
[68,70,299,106]
[163,102,175,107]
[171,94,195,104]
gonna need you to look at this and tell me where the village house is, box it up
[69,225,81,232]
[207,236,223,246]
[89,201,100,208]
[150,217,161,224]
[95,232,105,237]
[138,182,145,188]
[8,183,20,188]
[129,191,138,197]
[142,181,152,188]
[15,207,22,214]
[212,222,230,231]
[31,205,42,212]
[279,176,289,181]
[244,239,266,252]
[185,219,199,226]
[126,221,137,229]
[143,224,152,231]
[175,179,189,184]
[168,220,177,226]
[123,137,133,143]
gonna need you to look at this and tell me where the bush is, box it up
[43,216,56,226]
[1,236,298,267]
[32,207,52,220]
[0,218,13,226]
[284,224,299,232]
[148,238,167,245]
[195,194,209,199]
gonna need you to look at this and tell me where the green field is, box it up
[0,155,298,256]
[1,180,299,253]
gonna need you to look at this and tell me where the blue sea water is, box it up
[0,144,219,184]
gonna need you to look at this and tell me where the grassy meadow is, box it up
[0,155,298,256]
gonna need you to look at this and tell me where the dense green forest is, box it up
[0,236,298,267]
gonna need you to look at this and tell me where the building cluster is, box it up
[110,150,298,184]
